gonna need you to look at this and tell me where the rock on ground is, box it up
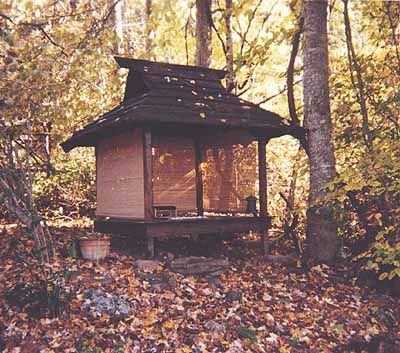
[170,256,229,276]
[205,320,226,333]
[135,259,162,272]
[83,289,132,318]
[138,272,176,291]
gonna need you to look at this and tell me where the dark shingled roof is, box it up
[61,57,304,152]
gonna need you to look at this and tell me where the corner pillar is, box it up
[194,137,204,216]
[258,138,269,256]
[143,128,155,257]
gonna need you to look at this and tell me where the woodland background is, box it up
[1,0,399,282]
[0,0,399,351]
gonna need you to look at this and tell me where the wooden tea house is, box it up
[62,57,303,257]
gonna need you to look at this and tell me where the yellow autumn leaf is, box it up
[177,346,192,353]
[163,319,175,330]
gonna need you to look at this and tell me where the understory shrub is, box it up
[324,142,400,293]
[33,150,96,218]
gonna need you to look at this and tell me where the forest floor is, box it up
[0,220,399,353]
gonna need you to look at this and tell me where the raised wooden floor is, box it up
[95,216,270,257]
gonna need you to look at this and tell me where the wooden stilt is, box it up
[143,128,153,220]
[143,128,155,258]
[258,138,269,256]
[260,226,269,256]
[194,137,204,216]
[147,235,155,258]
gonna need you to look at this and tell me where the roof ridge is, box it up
[114,56,227,79]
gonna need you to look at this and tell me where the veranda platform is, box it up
[95,215,270,257]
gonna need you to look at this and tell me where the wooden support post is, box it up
[147,234,155,258]
[143,128,154,257]
[258,138,269,256]
[95,146,98,211]
[194,138,204,216]
[143,128,153,220]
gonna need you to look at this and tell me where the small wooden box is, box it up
[153,205,177,218]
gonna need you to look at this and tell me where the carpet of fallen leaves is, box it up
[0,221,399,353]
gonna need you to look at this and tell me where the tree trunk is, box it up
[287,15,309,153]
[110,0,124,54]
[225,0,234,91]
[343,0,372,150]
[144,0,152,57]
[280,147,302,255]
[287,17,303,128]
[195,0,212,67]
[303,0,337,262]
[217,0,234,210]
[44,122,54,176]
[384,2,400,77]
[0,126,54,264]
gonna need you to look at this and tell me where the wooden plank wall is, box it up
[96,129,144,218]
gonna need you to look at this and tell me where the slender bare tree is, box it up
[195,0,212,67]
[225,0,234,91]
[303,0,337,262]
[144,0,152,57]
[343,0,372,150]
[108,0,125,54]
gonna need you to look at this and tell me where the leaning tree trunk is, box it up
[0,119,54,265]
[195,0,212,67]
[303,0,337,262]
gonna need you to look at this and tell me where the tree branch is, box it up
[36,25,67,56]
[0,12,16,24]
[207,5,227,55]
[239,0,264,58]
[256,79,302,105]
[76,0,122,50]
[287,17,304,127]
[0,12,67,56]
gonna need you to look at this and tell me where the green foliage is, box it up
[366,225,400,281]
[319,0,400,283]
[33,149,96,217]
[324,142,400,280]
